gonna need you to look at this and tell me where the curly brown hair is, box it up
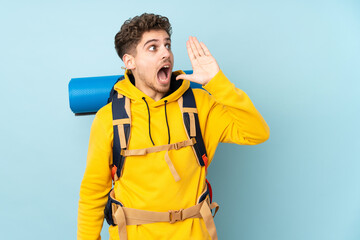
[114,13,172,60]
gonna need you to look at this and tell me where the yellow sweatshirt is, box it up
[77,70,270,240]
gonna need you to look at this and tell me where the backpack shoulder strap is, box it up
[178,88,208,168]
[110,83,131,181]
[108,76,125,104]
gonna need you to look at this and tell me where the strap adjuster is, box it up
[174,142,184,150]
[169,209,183,224]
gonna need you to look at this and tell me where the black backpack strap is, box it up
[110,86,131,180]
[179,88,208,167]
[108,76,125,104]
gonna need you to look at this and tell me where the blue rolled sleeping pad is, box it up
[68,70,200,115]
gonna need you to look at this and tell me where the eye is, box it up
[149,45,156,51]
[165,43,171,50]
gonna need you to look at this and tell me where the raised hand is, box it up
[176,36,220,85]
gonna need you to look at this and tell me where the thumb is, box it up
[176,74,196,82]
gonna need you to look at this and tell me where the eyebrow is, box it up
[143,38,171,48]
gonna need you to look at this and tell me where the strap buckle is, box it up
[174,141,184,150]
[168,209,183,224]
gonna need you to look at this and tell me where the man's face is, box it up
[129,29,174,98]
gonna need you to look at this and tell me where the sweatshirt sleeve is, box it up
[77,105,113,240]
[197,70,270,164]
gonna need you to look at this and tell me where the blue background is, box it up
[1,1,359,239]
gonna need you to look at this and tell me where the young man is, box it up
[78,13,269,240]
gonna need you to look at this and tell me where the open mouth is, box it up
[157,64,171,84]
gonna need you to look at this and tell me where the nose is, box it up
[161,46,171,59]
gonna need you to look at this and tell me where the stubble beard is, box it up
[146,80,170,94]
[137,70,170,94]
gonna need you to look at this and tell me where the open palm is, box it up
[176,36,220,85]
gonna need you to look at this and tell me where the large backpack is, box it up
[104,77,218,239]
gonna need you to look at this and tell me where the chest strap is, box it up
[108,189,219,240]
[120,138,196,156]
[120,138,196,182]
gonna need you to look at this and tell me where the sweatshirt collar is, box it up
[114,70,190,107]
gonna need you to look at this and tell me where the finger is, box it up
[186,40,196,62]
[189,36,201,58]
[192,37,206,56]
[200,42,211,56]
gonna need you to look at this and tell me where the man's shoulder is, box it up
[191,87,211,104]
[94,102,113,125]
[191,87,210,96]
[189,88,214,114]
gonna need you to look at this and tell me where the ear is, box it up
[122,54,136,70]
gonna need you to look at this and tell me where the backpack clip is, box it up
[169,209,184,224]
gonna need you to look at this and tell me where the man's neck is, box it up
[135,81,166,101]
